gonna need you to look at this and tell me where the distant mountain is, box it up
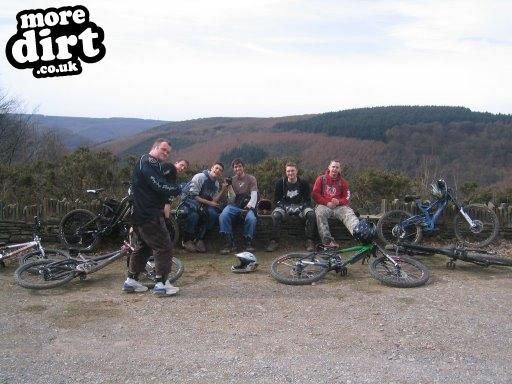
[30,114,168,148]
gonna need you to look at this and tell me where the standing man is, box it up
[312,160,359,247]
[218,158,258,254]
[123,138,182,296]
[265,162,316,252]
[181,162,228,253]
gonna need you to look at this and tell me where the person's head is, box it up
[175,159,189,174]
[231,158,245,177]
[209,162,224,179]
[149,138,171,162]
[285,162,298,183]
[327,160,341,178]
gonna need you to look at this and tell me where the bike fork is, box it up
[459,208,477,228]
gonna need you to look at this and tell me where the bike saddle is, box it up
[86,188,105,195]
[404,195,420,203]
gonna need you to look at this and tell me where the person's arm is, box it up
[338,180,350,206]
[311,176,329,205]
[141,157,181,198]
[246,176,258,209]
[274,179,284,207]
[301,180,312,207]
[212,180,228,204]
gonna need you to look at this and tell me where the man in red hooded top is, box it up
[312,160,359,247]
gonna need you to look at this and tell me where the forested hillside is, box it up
[273,106,512,141]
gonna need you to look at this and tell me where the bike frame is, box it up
[308,242,399,270]
[70,243,132,275]
[0,238,41,262]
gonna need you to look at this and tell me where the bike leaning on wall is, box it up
[377,179,499,248]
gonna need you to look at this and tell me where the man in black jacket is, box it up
[123,138,182,296]
[265,162,316,252]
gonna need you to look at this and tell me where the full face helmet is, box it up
[231,252,258,273]
[431,179,447,198]
[352,219,376,244]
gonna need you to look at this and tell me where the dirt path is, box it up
[1,245,511,383]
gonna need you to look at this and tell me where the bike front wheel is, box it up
[461,251,512,267]
[377,210,422,245]
[454,204,499,248]
[59,209,101,251]
[15,259,79,290]
[19,248,69,265]
[369,253,430,288]
[270,252,329,285]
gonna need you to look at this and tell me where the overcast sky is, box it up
[1,0,511,121]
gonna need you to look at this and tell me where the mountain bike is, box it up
[270,241,430,288]
[58,184,181,251]
[14,241,184,290]
[377,179,499,248]
[0,216,68,269]
[386,240,512,269]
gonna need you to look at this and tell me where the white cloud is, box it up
[0,0,511,119]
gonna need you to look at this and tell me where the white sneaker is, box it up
[153,281,179,296]
[122,278,148,293]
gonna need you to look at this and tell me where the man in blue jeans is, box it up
[219,158,258,254]
[181,162,228,253]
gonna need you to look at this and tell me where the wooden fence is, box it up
[1,198,511,244]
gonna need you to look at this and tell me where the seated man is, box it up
[265,162,316,252]
[312,159,359,247]
[181,162,228,252]
[219,158,258,254]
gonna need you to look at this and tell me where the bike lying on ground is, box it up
[386,240,512,269]
[270,240,430,288]
[377,179,499,248]
[14,242,184,290]
[0,216,68,269]
[59,184,181,251]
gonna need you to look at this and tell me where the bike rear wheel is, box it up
[15,259,79,289]
[369,252,430,288]
[270,252,329,285]
[454,204,499,248]
[139,257,185,288]
[377,210,422,245]
[59,209,101,251]
[461,251,512,267]
[19,248,69,265]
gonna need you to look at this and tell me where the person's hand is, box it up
[326,202,335,209]
[331,198,340,206]
[210,201,220,208]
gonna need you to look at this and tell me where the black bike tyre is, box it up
[377,210,422,245]
[453,204,499,248]
[462,252,512,267]
[270,253,329,285]
[369,253,430,288]
[19,248,69,265]
[59,209,101,251]
[139,257,184,288]
[15,259,78,290]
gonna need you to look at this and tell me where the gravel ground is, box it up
[1,241,511,384]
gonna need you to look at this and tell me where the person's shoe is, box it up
[220,233,235,255]
[305,239,315,252]
[182,240,197,252]
[323,240,339,248]
[195,239,207,253]
[153,281,179,296]
[265,240,279,252]
[244,237,255,252]
[122,277,148,293]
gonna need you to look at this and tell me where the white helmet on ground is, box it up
[231,252,258,273]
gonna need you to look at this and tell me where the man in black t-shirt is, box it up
[265,162,316,252]
[123,138,182,296]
